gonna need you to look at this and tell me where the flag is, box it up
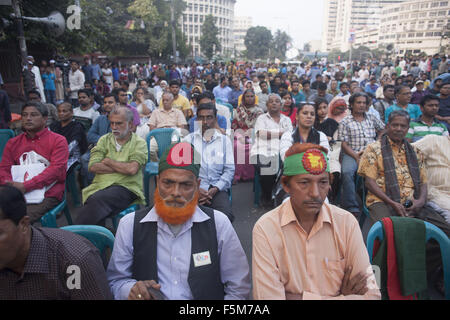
[125,20,135,30]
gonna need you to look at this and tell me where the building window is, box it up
[421,3,429,8]
[440,1,448,6]
[416,32,423,37]
[434,31,441,36]
[426,31,434,36]
[431,1,440,7]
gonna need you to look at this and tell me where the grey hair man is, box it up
[75,107,148,226]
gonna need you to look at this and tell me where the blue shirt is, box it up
[106,207,250,300]
[213,85,232,103]
[228,88,243,108]
[112,68,119,81]
[91,64,102,80]
[87,115,111,145]
[385,104,422,123]
[42,73,56,91]
[183,130,235,192]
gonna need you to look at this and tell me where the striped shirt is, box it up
[407,117,449,142]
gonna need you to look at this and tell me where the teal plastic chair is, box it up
[66,163,81,208]
[40,190,73,228]
[367,219,450,300]
[111,204,140,232]
[0,129,15,161]
[217,101,234,122]
[61,225,115,268]
[144,128,180,206]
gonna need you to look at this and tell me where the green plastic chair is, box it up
[0,129,15,161]
[367,219,450,300]
[144,128,180,206]
[61,225,115,256]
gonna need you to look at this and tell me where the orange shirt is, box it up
[252,200,381,300]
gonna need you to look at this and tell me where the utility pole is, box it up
[170,0,177,63]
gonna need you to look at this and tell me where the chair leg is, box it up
[67,171,81,208]
[64,206,73,225]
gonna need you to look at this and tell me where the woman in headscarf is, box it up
[49,102,88,173]
[232,89,264,183]
[280,91,297,126]
[238,80,259,107]
[131,87,155,139]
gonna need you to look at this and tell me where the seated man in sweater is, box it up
[75,107,147,226]
[106,142,250,300]
[0,102,68,223]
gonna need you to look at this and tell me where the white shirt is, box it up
[31,66,46,103]
[102,68,113,86]
[73,107,100,123]
[250,113,293,159]
[280,129,330,161]
[68,69,85,99]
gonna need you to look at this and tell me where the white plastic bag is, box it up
[11,151,51,204]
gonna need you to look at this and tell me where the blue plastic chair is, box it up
[66,163,81,208]
[61,225,115,257]
[367,219,450,300]
[144,128,180,206]
[111,204,140,232]
[40,190,73,228]
[0,129,15,161]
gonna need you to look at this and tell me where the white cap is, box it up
[49,59,56,64]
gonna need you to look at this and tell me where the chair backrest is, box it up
[0,129,15,161]
[367,219,450,300]
[146,128,181,160]
[61,225,115,255]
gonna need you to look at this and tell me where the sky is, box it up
[234,0,324,50]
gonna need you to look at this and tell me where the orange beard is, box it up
[154,187,199,225]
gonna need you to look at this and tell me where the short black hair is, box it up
[197,102,217,117]
[169,80,181,87]
[383,84,395,92]
[104,92,117,101]
[196,91,215,105]
[22,101,48,117]
[395,85,410,96]
[78,88,93,97]
[339,82,349,89]
[27,89,41,98]
[259,81,267,87]
[420,94,440,108]
[318,82,327,91]
[302,80,310,87]
[0,185,27,225]
[121,80,129,88]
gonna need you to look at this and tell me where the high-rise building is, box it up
[180,0,236,58]
[233,16,252,57]
[321,0,405,52]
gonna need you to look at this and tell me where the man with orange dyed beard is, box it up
[106,142,250,300]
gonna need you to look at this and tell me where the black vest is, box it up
[131,206,225,300]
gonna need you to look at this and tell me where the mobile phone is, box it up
[147,287,168,300]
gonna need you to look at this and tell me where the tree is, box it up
[244,26,272,60]
[199,14,221,60]
[272,30,292,60]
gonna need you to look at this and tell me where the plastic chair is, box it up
[218,101,234,122]
[40,190,73,228]
[111,204,140,232]
[367,220,450,300]
[61,225,114,254]
[0,129,15,161]
[144,128,180,206]
[66,163,82,208]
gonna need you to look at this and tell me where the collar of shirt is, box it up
[416,116,439,126]
[193,127,220,143]
[25,127,49,141]
[21,227,50,275]
[139,206,210,237]
[280,200,332,237]
[160,108,175,114]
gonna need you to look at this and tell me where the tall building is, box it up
[321,0,405,52]
[180,0,236,58]
[233,16,252,57]
[378,0,450,55]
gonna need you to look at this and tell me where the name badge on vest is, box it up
[193,251,211,267]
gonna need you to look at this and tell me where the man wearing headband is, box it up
[107,142,250,300]
[252,143,380,300]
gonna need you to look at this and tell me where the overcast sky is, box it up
[234,0,324,50]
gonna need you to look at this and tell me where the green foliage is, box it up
[244,26,273,60]
[199,14,220,60]
[271,29,291,60]
[0,0,189,59]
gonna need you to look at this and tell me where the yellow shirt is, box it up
[159,94,191,111]
[252,200,381,300]
[357,138,427,208]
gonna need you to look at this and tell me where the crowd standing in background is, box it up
[0,52,449,300]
